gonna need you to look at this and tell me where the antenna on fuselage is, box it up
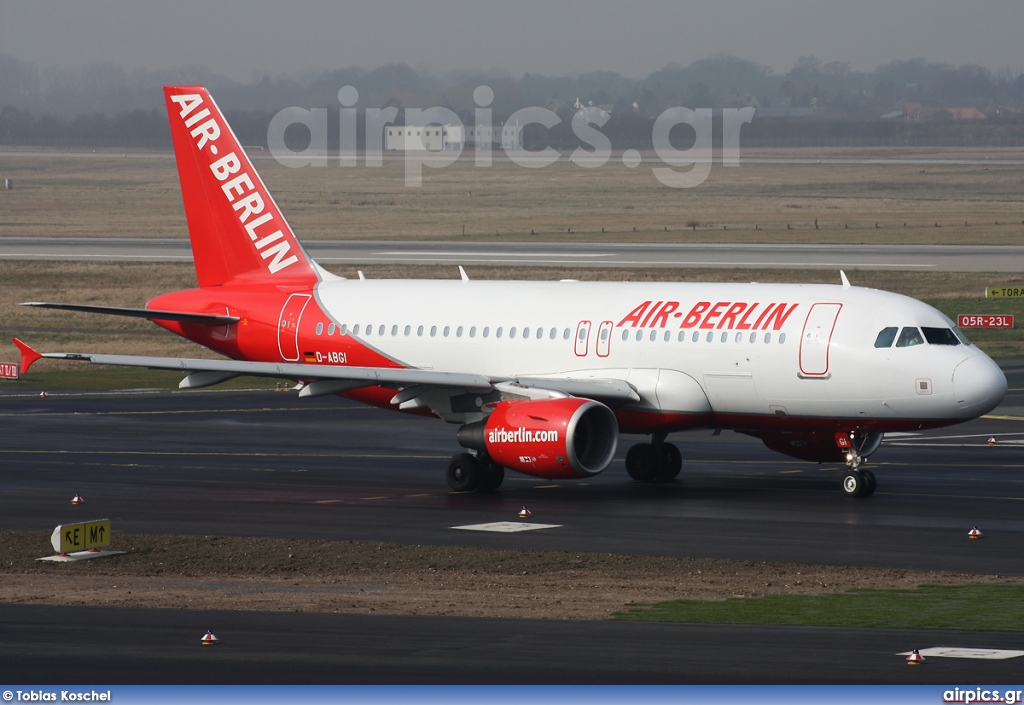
[839,270,851,289]
[358,270,366,281]
[459,266,470,282]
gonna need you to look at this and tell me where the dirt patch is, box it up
[1,531,1009,620]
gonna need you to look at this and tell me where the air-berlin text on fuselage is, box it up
[488,427,559,444]
[617,300,799,330]
[168,93,298,275]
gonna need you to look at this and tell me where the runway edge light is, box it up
[71,493,84,505]
[201,630,219,645]
[968,526,983,539]
[906,649,925,665]
[518,506,532,519]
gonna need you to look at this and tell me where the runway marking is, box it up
[452,522,561,533]
[534,484,560,489]
[404,493,431,498]
[314,499,345,505]
[780,470,804,474]
[361,496,388,501]
[983,414,1024,421]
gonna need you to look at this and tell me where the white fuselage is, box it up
[305,277,1006,431]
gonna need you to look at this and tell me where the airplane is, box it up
[12,86,1008,498]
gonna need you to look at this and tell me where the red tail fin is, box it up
[163,86,318,288]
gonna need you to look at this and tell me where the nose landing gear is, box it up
[838,431,881,498]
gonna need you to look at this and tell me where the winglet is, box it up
[12,338,42,374]
[839,270,851,289]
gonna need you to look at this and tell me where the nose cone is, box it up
[953,355,1007,415]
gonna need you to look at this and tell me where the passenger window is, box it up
[692,331,699,343]
[404,325,411,336]
[328,324,336,336]
[636,330,643,341]
[779,333,787,344]
[340,324,348,335]
[896,327,924,347]
[430,325,437,337]
[391,325,398,336]
[379,325,385,336]
[664,331,671,342]
[622,330,629,341]
[316,323,324,336]
[874,327,898,348]
[353,324,361,335]
[650,330,657,341]
[922,327,960,346]
[563,328,571,340]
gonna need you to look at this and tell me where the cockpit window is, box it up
[952,327,972,345]
[874,327,898,348]
[895,327,924,347]
[922,327,961,346]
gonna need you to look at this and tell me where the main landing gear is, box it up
[446,452,505,493]
[625,434,682,482]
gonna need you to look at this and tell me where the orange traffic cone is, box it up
[968,526,983,539]
[71,494,84,505]
[518,506,532,519]
[201,629,219,645]
[906,649,925,665]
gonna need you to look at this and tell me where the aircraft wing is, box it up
[20,302,239,326]
[12,340,639,404]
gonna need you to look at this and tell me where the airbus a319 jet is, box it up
[13,86,1008,497]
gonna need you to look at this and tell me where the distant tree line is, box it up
[3,53,1024,149]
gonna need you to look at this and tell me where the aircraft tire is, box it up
[447,453,483,492]
[656,443,682,481]
[626,443,659,482]
[479,461,505,492]
[861,469,877,497]
[841,470,866,498]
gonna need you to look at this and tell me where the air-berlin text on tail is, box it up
[169,92,299,275]
[488,427,560,444]
[617,300,799,330]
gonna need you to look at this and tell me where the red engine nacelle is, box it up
[457,397,619,479]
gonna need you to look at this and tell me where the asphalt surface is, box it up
[0,360,1022,683]
[3,237,1024,271]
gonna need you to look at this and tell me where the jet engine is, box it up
[457,397,618,479]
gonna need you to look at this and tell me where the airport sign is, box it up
[986,287,1024,298]
[0,362,18,379]
[50,519,111,553]
[958,314,1014,329]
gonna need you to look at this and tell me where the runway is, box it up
[0,360,1022,683]
[2,237,1024,271]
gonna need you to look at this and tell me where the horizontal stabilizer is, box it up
[20,302,239,326]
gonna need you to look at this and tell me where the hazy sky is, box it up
[3,0,1024,81]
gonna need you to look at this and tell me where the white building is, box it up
[384,122,521,152]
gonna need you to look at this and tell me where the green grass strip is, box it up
[614,583,1024,631]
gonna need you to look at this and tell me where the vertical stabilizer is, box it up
[163,86,318,288]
